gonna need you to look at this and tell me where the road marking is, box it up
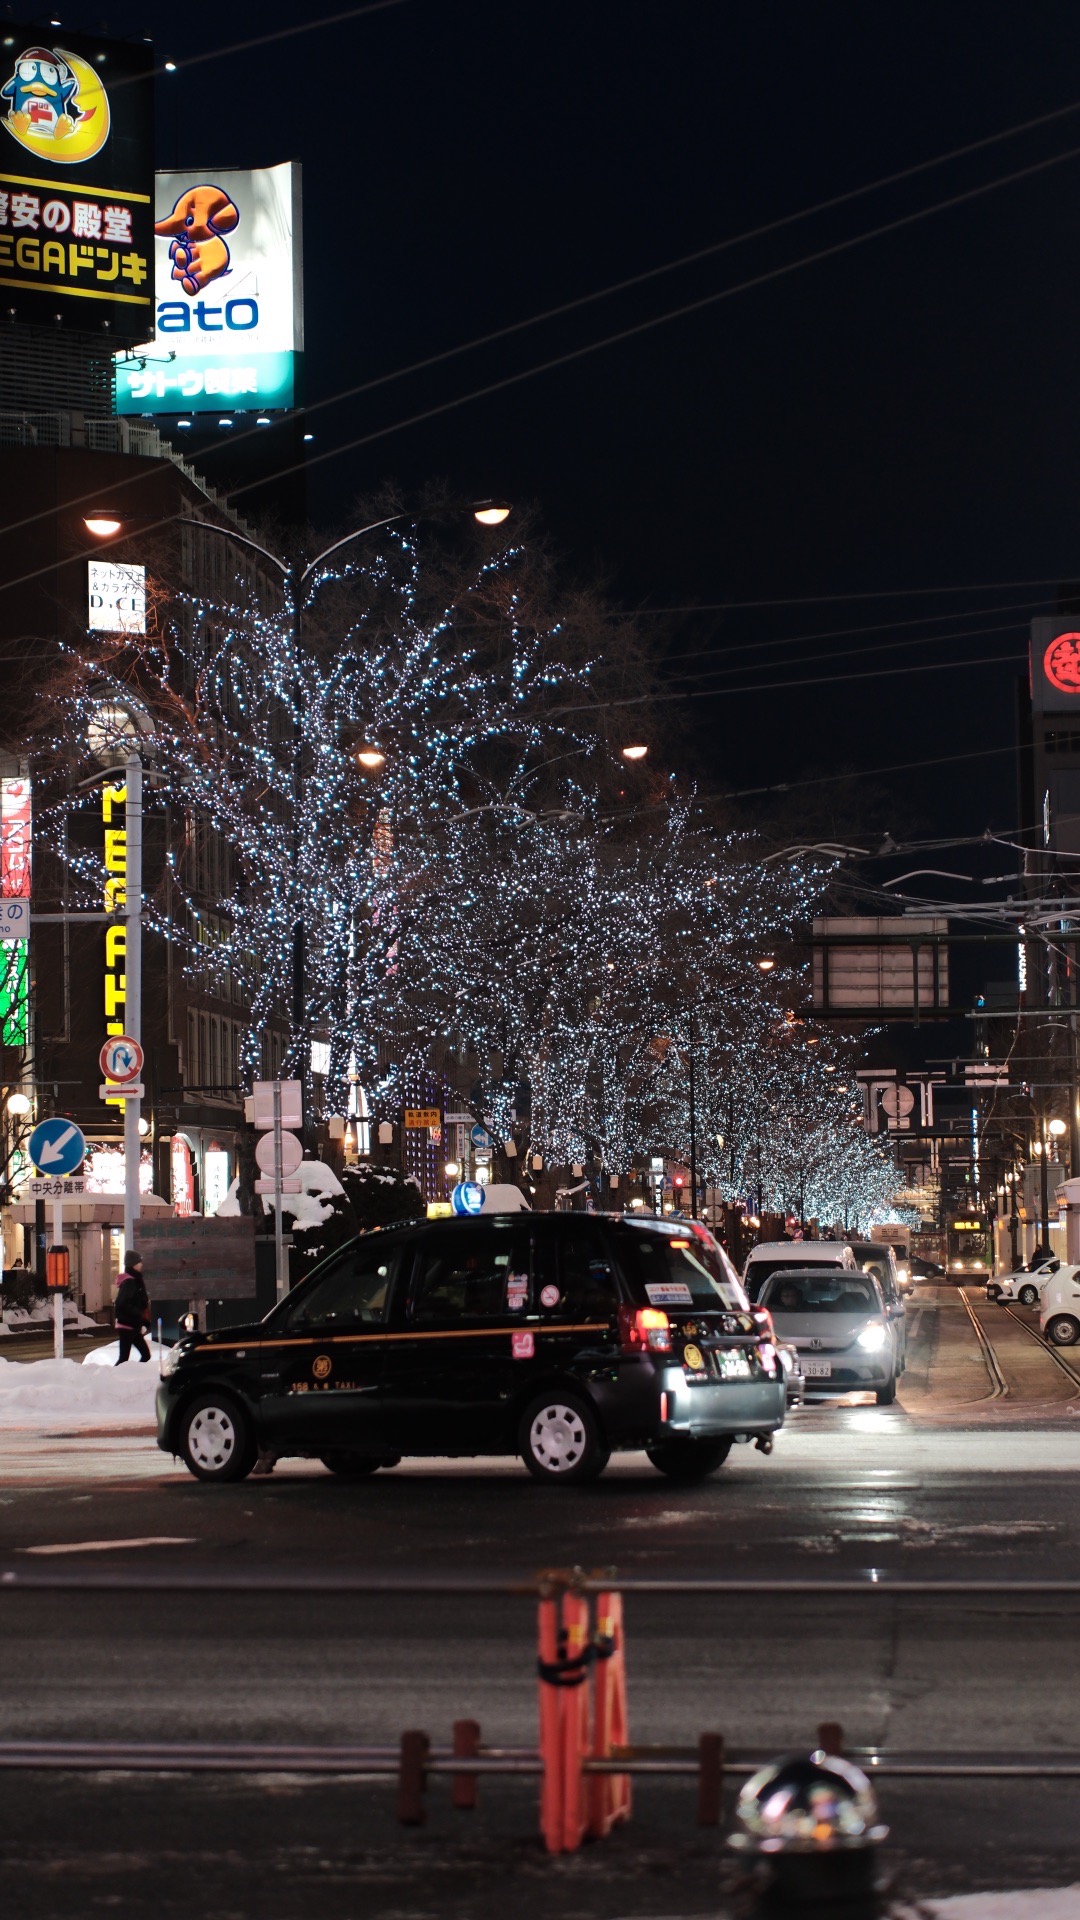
[18,1536,197,1556]
[908,1310,924,1339]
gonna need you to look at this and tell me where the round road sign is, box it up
[99,1034,144,1083]
[254,1130,304,1177]
[28,1117,86,1177]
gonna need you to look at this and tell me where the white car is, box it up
[1040,1273,1080,1346]
[986,1259,1066,1307]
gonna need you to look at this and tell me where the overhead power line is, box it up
[5,116,1080,594]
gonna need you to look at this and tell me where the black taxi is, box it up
[156,1213,786,1485]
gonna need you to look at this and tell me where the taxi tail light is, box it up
[619,1305,672,1353]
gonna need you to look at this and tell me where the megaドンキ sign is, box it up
[136,1216,256,1297]
[0,23,154,338]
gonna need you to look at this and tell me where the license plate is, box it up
[716,1350,751,1379]
[803,1360,833,1378]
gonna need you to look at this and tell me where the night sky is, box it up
[37,1,1080,832]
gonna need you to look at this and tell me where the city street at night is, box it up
[3,1286,1080,1914]
[8,6,1080,1914]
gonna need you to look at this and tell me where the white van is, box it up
[743,1240,857,1304]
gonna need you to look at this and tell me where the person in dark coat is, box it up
[115,1252,151,1364]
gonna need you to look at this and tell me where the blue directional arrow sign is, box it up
[28,1117,87,1177]
[470,1124,492,1148]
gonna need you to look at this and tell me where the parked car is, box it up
[1040,1272,1080,1346]
[909,1254,946,1283]
[756,1266,900,1405]
[158,1213,787,1485]
[742,1240,857,1303]
[986,1258,1063,1306]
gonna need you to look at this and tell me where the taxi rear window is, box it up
[619,1229,747,1311]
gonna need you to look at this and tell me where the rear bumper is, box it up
[800,1362,895,1394]
[658,1371,786,1438]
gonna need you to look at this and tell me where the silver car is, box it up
[757,1267,899,1406]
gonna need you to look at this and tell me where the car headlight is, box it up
[160,1342,188,1377]
[857,1322,888,1352]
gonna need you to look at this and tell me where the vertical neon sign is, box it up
[0,778,30,1046]
[102,780,127,1111]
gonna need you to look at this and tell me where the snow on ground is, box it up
[895,1890,1080,1917]
[0,1353,160,1430]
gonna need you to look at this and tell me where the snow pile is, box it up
[83,1338,172,1368]
[0,1353,160,1430]
[899,1891,1080,1918]
[216,1157,345,1230]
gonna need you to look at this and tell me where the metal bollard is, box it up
[396,1729,429,1827]
[697,1732,724,1827]
[452,1719,481,1811]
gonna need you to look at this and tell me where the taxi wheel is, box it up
[875,1377,898,1405]
[320,1452,400,1478]
[645,1437,733,1481]
[178,1393,257,1483]
[1047,1315,1080,1347]
[520,1392,609,1484]
[1018,1285,1039,1307]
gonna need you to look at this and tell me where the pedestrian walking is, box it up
[115,1252,151,1364]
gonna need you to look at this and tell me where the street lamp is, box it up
[84,512,123,537]
[6,1092,30,1116]
[355,747,386,770]
[621,743,648,762]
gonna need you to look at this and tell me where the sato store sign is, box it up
[0,24,154,339]
[117,160,303,414]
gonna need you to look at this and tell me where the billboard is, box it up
[1031,617,1080,714]
[0,776,30,1048]
[116,161,303,414]
[87,559,146,633]
[0,25,154,339]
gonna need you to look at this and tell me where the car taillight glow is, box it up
[751,1307,774,1337]
[619,1305,672,1352]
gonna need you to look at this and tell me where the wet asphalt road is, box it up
[3,1284,1080,1915]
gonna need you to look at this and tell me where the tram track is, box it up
[962,1287,1080,1400]
[959,1286,1009,1397]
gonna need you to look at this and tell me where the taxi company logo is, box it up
[682,1342,706,1372]
[1044,632,1080,695]
[312,1353,332,1380]
[1,45,111,164]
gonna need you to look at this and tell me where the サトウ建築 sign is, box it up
[0,24,154,338]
